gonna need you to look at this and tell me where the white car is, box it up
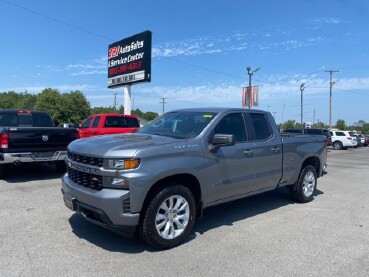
[329,130,357,150]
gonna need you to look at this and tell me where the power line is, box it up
[0,0,114,41]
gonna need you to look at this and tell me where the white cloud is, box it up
[306,17,346,30]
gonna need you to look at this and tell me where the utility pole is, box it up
[113,93,118,112]
[281,104,285,131]
[246,66,260,109]
[300,83,306,126]
[160,98,166,114]
[325,69,339,129]
[267,105,270,112]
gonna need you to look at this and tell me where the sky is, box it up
[0,0,369,125]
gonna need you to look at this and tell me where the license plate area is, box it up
[63,191,76,211]
[31,152,55,159]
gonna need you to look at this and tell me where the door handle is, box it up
[243,149,253,156]
[271,147,280,152]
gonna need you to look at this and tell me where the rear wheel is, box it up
[139,184,196,249]
[291,165,317,203]
[332,141,343,150]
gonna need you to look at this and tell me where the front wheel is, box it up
[291,165,317,203]
[139,184,196,249]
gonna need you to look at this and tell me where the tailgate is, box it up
[7,127,77,152]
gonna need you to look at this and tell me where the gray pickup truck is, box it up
[61,108,327,249]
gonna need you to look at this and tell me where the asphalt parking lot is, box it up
[1,147,369,277]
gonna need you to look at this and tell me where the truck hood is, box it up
[68,133,185,158]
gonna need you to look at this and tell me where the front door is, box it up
[205,113,257,203]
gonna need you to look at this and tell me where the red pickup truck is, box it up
[78,113,140,139]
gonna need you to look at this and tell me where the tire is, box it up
[332,141,343,150]
[291,165,317,203]
[55,161,67,173]
[139,184,196,249]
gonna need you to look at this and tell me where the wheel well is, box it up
[301,156,320,176]
[141,174,202,216]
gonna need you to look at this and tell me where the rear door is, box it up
[245,112,283,191]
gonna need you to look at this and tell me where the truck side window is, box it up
[248,113,272,141]
[91,116,101,128]
[214,113,247,142]
[81,117,93,128]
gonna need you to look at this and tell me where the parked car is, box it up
[78,113,140,138]
[355,134,367,146]
[349,132,363,147]
[329,130,357,150]
[62,108,327,249]
[0,109,78,178]
[283,128,332,146]
[364,135,369,146]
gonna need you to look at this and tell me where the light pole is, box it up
[300,83,306,126]
[246,66,260,109]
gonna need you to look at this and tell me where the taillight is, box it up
[0,133,9,149]
[347,136,352,140]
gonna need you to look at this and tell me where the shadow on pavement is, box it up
[68,187,324,253]
[1,163,65,183]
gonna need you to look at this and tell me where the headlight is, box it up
[109,158,140,170]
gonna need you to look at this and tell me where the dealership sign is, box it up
[108,31,152,88]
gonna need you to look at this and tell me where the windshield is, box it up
[137,111,217,139]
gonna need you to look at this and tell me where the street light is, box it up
[300,83,306,126]
[246,67,261,109]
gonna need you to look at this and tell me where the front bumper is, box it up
[0,151,67,164]
[61,174,140,238]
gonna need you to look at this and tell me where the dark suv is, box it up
[283,128,332,146]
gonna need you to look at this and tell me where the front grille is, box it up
[67,167,103,191]
[67,151,103,167]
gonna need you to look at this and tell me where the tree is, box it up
[281,120,297,130]
[90,106,116,115]
[335,119,346,130]
[0,91,20,109]
[313,121,328,129]
[18,92,37,110]
[35,88,64,123]
[61,91,90,124]
[144,111,158,121]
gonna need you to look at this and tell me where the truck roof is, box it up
[91,113,138,118]
[168,107,267,113]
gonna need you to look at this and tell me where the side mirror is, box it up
[209,134,235,151]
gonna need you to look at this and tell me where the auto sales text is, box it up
[109,52,144,67]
